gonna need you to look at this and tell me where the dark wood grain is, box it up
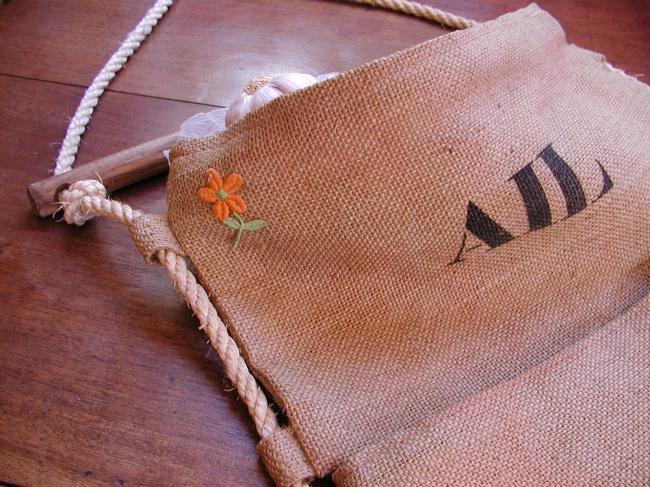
[0,1,648,486]
[0,75,271,487]
[1,1,647,108]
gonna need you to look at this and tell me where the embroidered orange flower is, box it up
[197,168,248,221]
[196,168,266,250]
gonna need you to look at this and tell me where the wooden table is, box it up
[0,1,647,485]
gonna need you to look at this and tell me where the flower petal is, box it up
[226,194,247,213]
[206,168,223,190]
[197,187,217,203]
[212,200,230,221]
[223,173,244,193]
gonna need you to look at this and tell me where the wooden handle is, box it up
[27,132,179,218]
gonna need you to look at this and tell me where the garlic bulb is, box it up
[225,72,338,128]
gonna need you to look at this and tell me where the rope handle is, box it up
[353,0,476,29]
[59,181,278,440]
[54,0,174,175]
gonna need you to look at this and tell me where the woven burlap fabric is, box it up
[128,214,186,264]
[333,292,650,485]
[167,4,650,485]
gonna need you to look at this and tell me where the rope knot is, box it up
[59,179,107,226]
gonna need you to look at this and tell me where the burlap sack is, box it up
[167,4,649,485]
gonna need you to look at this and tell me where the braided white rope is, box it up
[349,0,477,29]
[58,180,141,225]
[53,0,174,175]
[156,248,278,438]
[59,181,279,439]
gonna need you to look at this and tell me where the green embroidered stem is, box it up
[232,213,245,250]
[224,213,267,250]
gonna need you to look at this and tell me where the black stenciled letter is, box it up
[466,201,514,247]
[510,162,552,231]
[450,201,514,264]
[593,159,614,201]
[449,145,613,266]
[538,144,587,217]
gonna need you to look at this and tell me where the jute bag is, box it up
[46,2,645,485]
[162,4,650,485]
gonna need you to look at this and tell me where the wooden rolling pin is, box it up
[27,132,178,218]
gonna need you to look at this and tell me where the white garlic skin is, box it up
[271,73,317,93]
[248,84,283,112]
[225,72,337,128]
[224,92,253,128]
